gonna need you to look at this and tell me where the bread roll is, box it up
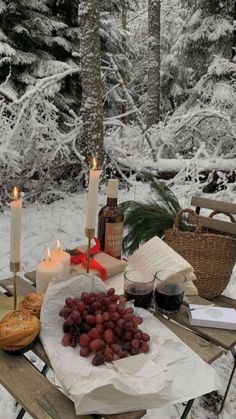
[19,293,43,318]
[0,309,40,349]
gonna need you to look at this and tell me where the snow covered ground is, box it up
[0,179,236,418]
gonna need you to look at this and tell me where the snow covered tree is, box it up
[160,0,188,114]
[0,1,72,102]
[178,0,235,79]
[79,0,104,166]
[51,0,82,116]
[146,0,161,128]
[174,1,236,116]
[0,0,137,121]
[100,0,137,117]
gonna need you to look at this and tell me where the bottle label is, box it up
[104,222,124,258]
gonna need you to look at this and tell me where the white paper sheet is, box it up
[40,274,221,415]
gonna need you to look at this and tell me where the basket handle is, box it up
[173,208,202,232]
[209,210,236,223]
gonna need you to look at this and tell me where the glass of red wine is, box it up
[154,271,187,315]
[124,270,154,309]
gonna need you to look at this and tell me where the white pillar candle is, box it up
[52,240,71,277]
[10,187,22,264]
[85,158,101,230]
[36,249,64,293]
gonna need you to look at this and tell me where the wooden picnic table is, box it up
[1,271,236,419]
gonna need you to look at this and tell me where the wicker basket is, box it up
[164,208,236,299]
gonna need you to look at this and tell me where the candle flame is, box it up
[47,248,51,262]
[56,239,61,249]
[13,186,19,201]
[92,157,97,170]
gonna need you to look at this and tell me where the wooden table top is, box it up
[1,271,234,419]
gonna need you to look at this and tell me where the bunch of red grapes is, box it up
[59,288,150,366]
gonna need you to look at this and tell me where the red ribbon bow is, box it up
[70,238,107,281]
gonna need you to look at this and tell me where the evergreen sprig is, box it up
[121,173,181,255]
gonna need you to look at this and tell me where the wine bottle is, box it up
[97,179,124,258]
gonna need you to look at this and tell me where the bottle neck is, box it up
[107,197,117,207]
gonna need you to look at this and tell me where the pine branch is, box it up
[121,173,181,254]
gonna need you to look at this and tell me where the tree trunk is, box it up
[121,9,130,125]
[146,0,161,128]
[79,0,104,167]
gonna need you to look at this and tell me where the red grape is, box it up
[80,347,91,357]
[141,342,150,353]
[133,316,143,325]
[103,312,110,321]
[124,321,134,331]
[90,338,105,351]
[79,334,91,347]
[131,339,140,349]
[111,312,119,321]
[88,328,101,340]
[73,297,80,305]
[76,301,86,313]
[62,334,72,346]
[85,315,96,325]
[126,307,134,314]
[71,310,81,323]
[122,313,134,322]
[81,292,88,300]
[117,318,125,329]
[133,331,142,340]
[59,306,72,318]
[103,347,113,357]
[92,353,105,366]
[107,288,115,296]
[104,329,116,344]
[110,344,121,352]
[116,304,125,315]
[65,297,74,307]
[95,314,104,324]
[119,296,127,304]
[142,333,150,342]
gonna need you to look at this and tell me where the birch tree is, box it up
[76,1,104,165]
[147,0,161,128]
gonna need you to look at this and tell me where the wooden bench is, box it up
[191,195,236,235]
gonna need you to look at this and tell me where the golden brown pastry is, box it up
[19,292,43,318]
[0,309,40,350]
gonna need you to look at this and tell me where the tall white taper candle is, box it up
[85,158,101,230]
[10,187,22,264]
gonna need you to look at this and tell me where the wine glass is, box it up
[154,270,187,315]
[124,270,154,309]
